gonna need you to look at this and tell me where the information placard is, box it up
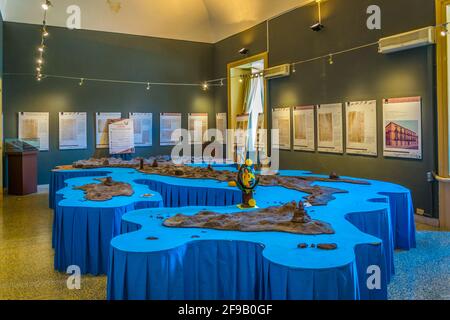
[59,112,87,150]
[96,112,121,149]
[216,113,227,143]
[317,103,343,154]
[109,119,135,155]
[188,113,208,144]
[129,113,152,147]
[345,100,378,156]
[272,108,291,150]
[18,112,49,151]
[160,113,182,146]
[383,97,422,159]
[293,106,315,152]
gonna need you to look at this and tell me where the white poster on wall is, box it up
[58,112,87,150]
[129,113,152,147]
[109,119,135,155]
[293,106,315,152]
[18,112,49,151]
[317,103,343,154]
[188,113,208,144]
[383,96,422,160]
[216,113,227,143]
[256,113,267,153]
[235,114,249,163]
[345,100,378,156]
[95,112,122,149]
[160,113,182,146]
[272,107,291,150]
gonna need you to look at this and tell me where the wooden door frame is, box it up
[436,0,450,228]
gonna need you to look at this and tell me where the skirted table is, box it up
[108,174,405,300]
[51,166,416,299]
[103,173,415,300]
[53,173,164,275]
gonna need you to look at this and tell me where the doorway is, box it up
[227,52,268,163]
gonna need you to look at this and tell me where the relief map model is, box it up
[74,177,134,201]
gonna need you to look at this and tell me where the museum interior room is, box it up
[0,0,449,303]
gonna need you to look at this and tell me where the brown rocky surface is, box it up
[163,201,335,235]
[74,177,134,201]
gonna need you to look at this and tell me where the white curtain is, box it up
[243,75,264,152]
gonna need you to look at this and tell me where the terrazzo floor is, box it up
[0,191,448,300]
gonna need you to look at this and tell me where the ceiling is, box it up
[0,0,313,43]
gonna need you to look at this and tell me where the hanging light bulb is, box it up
[42,0,52,11]
[328,54,334,65]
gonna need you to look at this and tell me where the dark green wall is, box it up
[3,22,214,184]
[2,0,439,217]
[212,0,438,217]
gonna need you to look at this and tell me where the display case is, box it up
[4,139,39,195]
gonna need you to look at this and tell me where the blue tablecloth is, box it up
[49,169,111,209]
[108,202,389,300]
[51,166,416,299]
[53,176,163,275]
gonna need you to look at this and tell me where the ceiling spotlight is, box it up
[220,79,224,87]
[42,0,52,11]
[202,82,209,91]
[292,64,297,73]
[37,58,43,65]
[310,0,324,32]
[79,78,84,86]
[146,82,151,90]
[239,77,243,83]
[43,28,49,37]
[239,48,249,55]
[36,67,41,72]
[38,45,45,52]
[441,26,448,37]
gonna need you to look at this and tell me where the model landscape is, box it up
[74,177,134,201]
[163,201,335,235]
[139,162,370,206]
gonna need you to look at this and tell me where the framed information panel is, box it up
[18,112,49,151]
[160,113,182,146]
[272,107,291,150]
[130,113,152,147]
[383,97,422,160]
[317,103,343,154]
[345,100,377,156]
[293,106,315,152]
[59,112,87,150]
[96,112,122,149]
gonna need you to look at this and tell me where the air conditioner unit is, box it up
[263,64,291,79]
[378,26,435,54]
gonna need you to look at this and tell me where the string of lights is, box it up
[26,0,447,90]
[36,0,52,81]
